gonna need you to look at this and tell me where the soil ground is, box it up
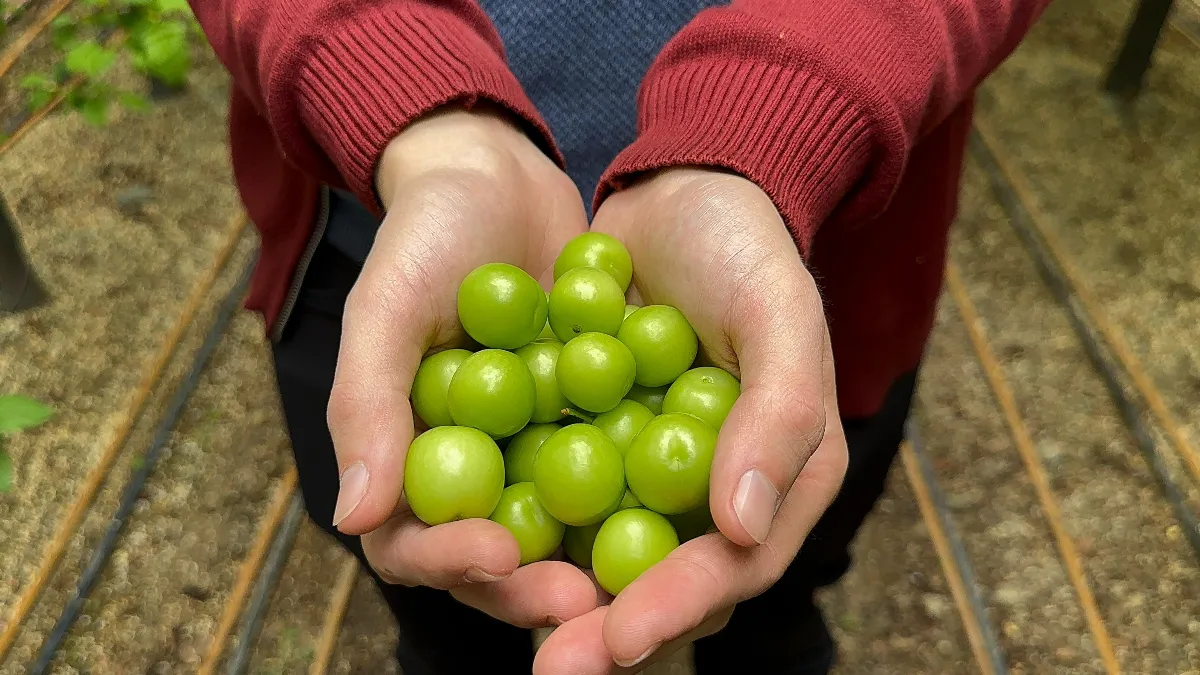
[0,0,1198,673]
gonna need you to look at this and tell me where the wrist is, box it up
[374,104,545,211]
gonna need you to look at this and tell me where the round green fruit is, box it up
[556,333,636,413]
[562,489,642,568]
[514,340,569,424]
[625,384,669,415]
[447,349,535,438]
[553,232,634,292]
[404,426,505,526]
[548,267,625,342]
[457,263,547,349]
[623,304,639,321]
[619,488,642,510]
[667,506,714,542]
[563,521,602,568]
[592,509,679,595]
[617,305,699,387]
[504,423,559,485]
[591,400,654,456]
[488,482,565,565]
[662,367,741,431]
[625,412,717,514]
[410,349,471,428]
[532,425,625,526]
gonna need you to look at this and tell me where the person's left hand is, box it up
[532,168,851,674]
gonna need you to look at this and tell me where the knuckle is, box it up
[361,534,412,587]
[773,381,827,454]
[674,555,727,599]
[325,379,368,436]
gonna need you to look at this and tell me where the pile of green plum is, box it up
[405,233,740,596]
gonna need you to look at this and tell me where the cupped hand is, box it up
[326,106,597,628]
[534,168,851,673]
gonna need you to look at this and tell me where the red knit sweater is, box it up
[191,0,1050,418]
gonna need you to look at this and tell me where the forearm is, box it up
[189,0,557,212]
[599,0,1053,252]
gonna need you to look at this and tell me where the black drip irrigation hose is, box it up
[968,131,1200,562]
[28,258,256,675]
[905,421,1010,675]
[223,494,305,675]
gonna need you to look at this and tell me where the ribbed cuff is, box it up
[292,4,560,215]
[597,60,874,256]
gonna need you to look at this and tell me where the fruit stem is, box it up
[561,407,595,424]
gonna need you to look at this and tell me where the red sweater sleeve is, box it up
[189,0,558,214]
[596,0,1053,254]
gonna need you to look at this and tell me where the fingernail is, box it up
[614,642,660,668]
[734,469,781,544]
[332,461,369,527]
[464,567,507,583]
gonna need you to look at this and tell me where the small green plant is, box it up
[18,0,199,125]
[0,394,52,492]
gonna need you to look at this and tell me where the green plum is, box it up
[504,423,559,485]
[447,349,535,438]
[533,424,625,526]
[536,291,557,341]
[562,489,641,567]
[619,488,642,510]
[410,349,471,428]
[625,412,717,514]
[592,508,679,595]
[667,506,714,542]
[617,305,698,387]
[515,340,569,423]
[548,267,625,342]
[556,333,636,413]
[489,482,565,565]
[592,400,654,455]
[623,304,639,321]
[553,231,634,292]
[562,521,603,568]
[404,426,505,526]
[625,384,669,415]
[662,366,741,430]
[457,263,547,349]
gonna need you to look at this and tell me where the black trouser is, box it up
[271,240,918,675]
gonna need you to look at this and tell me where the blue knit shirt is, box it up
[325,0,726,263]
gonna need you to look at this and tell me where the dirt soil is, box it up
[0,32,241,652]
[819,463,976,674]
[976,0,1200,447]
[246,521,352,675]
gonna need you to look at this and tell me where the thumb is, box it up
[709,264,831,547]
[326,250,436,536]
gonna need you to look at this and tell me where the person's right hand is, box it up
[326,105,599,629]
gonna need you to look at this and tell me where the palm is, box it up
[365,154,587,355]
[532,169,851,675]
[330,108,599,634]
[592,169,809,376]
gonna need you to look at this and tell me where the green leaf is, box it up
[27,89,55,112]
[0,395,53,433]
[154,0,191,14]
[65,40,118,78]
[78,95,110,125]
[129,19,190,86]
[49,14,77,48]
[20,74,57,92]
[117,91,150,111]
[0,447,12,493]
